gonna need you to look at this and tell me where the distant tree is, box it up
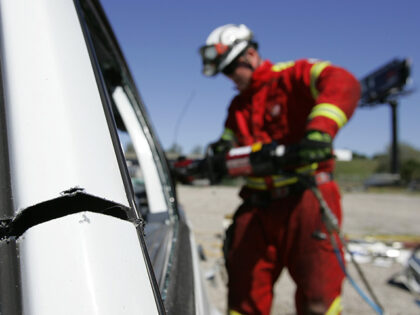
[374,154,390,173]
[399,143,420,162]
[124,142,137,160]
[372,153,387,160]
[166,143,183,155]
[352,151,368,159]
[374,142,420,180]
[190,145,203,156]
[400,159,420,183]
[126,142,135,154]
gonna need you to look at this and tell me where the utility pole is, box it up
[390,100,399,174]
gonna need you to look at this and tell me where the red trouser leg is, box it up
[226,181,344,315]
[288,181,345,315]
[226,202,286,315]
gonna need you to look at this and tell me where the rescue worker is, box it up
[199,24,361,315]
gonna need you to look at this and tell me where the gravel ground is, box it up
[177,184,420,315]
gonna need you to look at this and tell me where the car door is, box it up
[0,0,163,314]
[0,0,215,313]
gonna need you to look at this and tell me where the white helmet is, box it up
[199,24,257,76]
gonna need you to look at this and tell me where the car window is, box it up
[78,0,177,221]
[77,0,180,299]
[113,86,167,214]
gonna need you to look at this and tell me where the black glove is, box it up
[204,140,231,184]
[249,142,279,176]
[209,138,234,154]
[297,130,333,164]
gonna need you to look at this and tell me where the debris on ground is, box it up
[345,234,420,267]
[388,247,420,306]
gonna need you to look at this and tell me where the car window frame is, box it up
[73,0,170,312]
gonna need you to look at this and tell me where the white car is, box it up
[0,0,216,314]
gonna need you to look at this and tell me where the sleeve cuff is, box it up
[306,116,339,138]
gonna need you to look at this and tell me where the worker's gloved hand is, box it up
[249,142,278,175]
[297,130,333,164]
[209,138,233,154]
[204,140,231,184]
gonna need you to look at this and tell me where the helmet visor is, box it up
[202,63,218,77]
[199,43,231,76]
[200,43,230,61]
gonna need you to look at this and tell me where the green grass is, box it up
[334,159,378,180]
[334,159,379,191]
[335,159,378,176]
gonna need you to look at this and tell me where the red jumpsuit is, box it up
[221,59,360,315]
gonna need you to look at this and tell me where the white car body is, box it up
[0,1,216,314]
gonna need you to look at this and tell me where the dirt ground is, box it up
[176,184,420,315]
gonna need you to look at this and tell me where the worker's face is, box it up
[224,58,254,91]
[223,48,260,91]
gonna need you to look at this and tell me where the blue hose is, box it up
[332,240,384,315]
[304,178,384,314]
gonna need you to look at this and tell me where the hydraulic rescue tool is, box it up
[172,142,385,314]
[172,142,300,185]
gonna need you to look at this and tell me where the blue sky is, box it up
[101,0,420,157]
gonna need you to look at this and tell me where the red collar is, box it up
[244,60,274,93]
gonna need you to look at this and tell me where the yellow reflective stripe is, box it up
[246,176,267,190]
[272,61,295,72]
[326,296,343,315]
[310,61,331,99]
[308,103,348,128]
[247,163,319,190]
[221,128,235,141]
[296,162,318,174]
[229,310,245,315]
[246,175,299,189]
[273,176,298,187]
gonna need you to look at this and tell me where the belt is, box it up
[242,172,333,205]
[246,171,333,190]
[245,163,321,190]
